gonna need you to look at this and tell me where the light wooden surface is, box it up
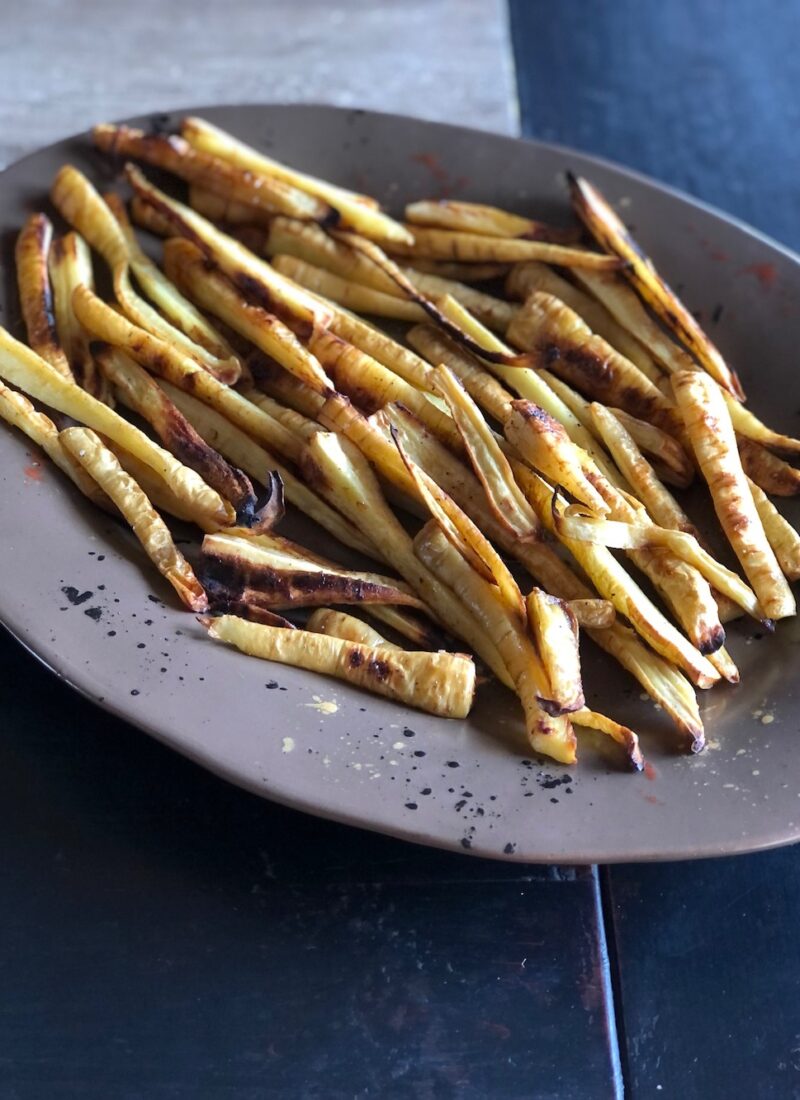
[0,0,517,168]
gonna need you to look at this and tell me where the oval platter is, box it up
[1,103,799,863]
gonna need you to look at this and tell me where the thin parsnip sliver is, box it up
[15,213,72,377]
[61,427,208,609]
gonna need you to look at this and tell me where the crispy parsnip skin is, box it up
[568,173,744,400]
[60,427,208,610]
[507,291,686,441]
[181,115,413,245]
[160,380,377,558]
[506,262,659,379]
[0,325,234,531]
[673,371,795,620]
[162,238,332,395]
[15,213,72,378]
[738,437,800,497]
[93,124,331,221]
[51,166,239,383]
[48,231,109,400]
[301,427,513,687]
[405,200,581,242]
[505,400,611,515]
[104,192,239,365]
[125,164,331,330]
[199,528,425,614]
[97,347,256,519]
[205,615,475,718]
[389,226,623,269]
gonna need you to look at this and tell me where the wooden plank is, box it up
[605,857,800,1097]
[0,0,517,170]
[0,630,620,1097]
[510,0,800,249]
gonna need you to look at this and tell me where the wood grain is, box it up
[0,0,518,170]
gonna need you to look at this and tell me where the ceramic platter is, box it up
[2,104,799,862]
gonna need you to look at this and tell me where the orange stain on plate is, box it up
[24,461,43,482]
[740,262,778,289]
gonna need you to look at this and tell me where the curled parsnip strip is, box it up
[60,427,208,610]
[97,347,256,519]
[48,231,109,401]
[104,192,237,363]
[302,428,513,687]
[526,589,584,715]
[15,213,72,378]
[589,404,699,536]
[672,370,795,620]
[307,609,403,650]
[433,364,540,539]
[507,290,687,442]
[405,200,582,242]
[549,490,762,621]
[505,400,612,515]
[0,326,234,530]
[388,225,624,269]
[205,615,475,718]
[568,173,744,400]
[391,427,526,621]
[72,285,303,464]
[571,709,644,770]
[0,379,110,509]
[181,115,413,245]
[747,478,800,582]
[159,380,376,559]
[51,166,239,383]
[416,523,576,760]
[506,262,659,379]
[93,124,331,222]
[162,238,332,395]
[125,164,331,329]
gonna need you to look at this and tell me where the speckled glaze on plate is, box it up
[1,104,799,863]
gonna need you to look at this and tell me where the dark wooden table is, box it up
[3,2,800,1096]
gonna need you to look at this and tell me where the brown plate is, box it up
[1,103,799,863]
